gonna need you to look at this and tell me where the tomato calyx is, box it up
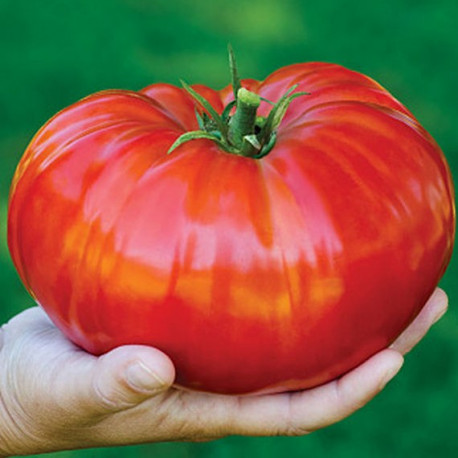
[168,47,308,159]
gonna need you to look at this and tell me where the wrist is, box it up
[0,399,20,457]
[0,398,28,456]
[0,384,64,456]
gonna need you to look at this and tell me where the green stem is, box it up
[167,47,308,158]
[228,88,261,154]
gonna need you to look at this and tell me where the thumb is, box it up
[83,345,176,414]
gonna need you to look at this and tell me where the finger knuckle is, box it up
[92,378,137,411]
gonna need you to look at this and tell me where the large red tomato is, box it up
[8,60,455,395]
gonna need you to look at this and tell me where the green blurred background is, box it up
[1,0,457,456]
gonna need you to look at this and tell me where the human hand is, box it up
[0,288,448,456]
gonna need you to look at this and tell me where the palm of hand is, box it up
[0,289,447,455]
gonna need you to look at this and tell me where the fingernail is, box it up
[433,308,447,325]
[379,356,404,390]
[126,361,166,393]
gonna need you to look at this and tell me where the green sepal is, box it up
[195,108,205,130]
[253,132,277,159]
[221,100,236,123]
[167,130,229,154]
[180,80,227,135]
[260,96,275,105]
[241,134,261,156]
[259,85,308,146]
[228,44,242,103]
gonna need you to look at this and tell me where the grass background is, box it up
[1,0,457,456]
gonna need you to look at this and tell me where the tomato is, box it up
[7,60,455,395]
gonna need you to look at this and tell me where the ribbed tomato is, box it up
[7,61,455,394]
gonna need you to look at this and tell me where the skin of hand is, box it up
[0,288,448,456]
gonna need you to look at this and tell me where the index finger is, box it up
[390,288,448,355]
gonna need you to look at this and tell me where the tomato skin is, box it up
[8,63,455,394]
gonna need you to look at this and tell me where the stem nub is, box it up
[228,88,261,156]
